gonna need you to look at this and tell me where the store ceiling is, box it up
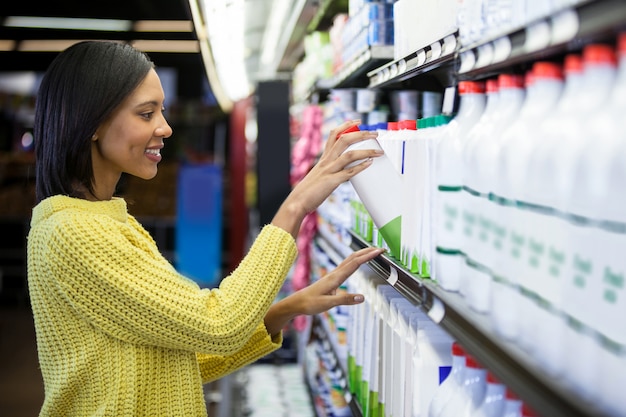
[0,0,281,94]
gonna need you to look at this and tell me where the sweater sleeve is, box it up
[196,321,283,383]
[40,213,297,355]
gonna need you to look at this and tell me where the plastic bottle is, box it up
[571,36,626,416]
[462,73,525,313]
[500,389,523,417]
[470,372,506,417]
[438,354,487,417]
[433,81,486,291]
[428,342,466,417]
[491,62,564,351]
[553,45,617,402]
[342,126,403,259]
[457,79,500,298]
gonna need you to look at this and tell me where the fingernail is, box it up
[374,149,384,155]
[353,295,364,302]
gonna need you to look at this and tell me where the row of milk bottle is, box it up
[433,36,626,416]
[342,33,626,417]
[345,267,540,417]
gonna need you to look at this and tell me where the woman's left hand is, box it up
[264,246,385,336]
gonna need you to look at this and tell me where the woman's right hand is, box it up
[272,119,383,237]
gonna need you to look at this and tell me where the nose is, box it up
[157,115,173,139]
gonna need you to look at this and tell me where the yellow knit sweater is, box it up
[27,195,298,416]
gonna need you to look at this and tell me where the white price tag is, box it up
[387,267,399,286]
[398,59,407,74]
[459,50,476,73]
[416,49,427,67]
[442,34,457,56]
[442,86,457,115]
[524,21,551,53]
[551,9,579,45]
[492,36,512,63]
[475,42,494,68]
[430,40,442,61]
[427,296,446,324]
[390,63,398,78]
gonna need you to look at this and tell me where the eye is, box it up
[140,112,154,120]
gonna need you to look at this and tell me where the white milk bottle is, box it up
[551,44,617,401]
[571,36,626,416]
[458,79,501,298]
[439,354,487,417]
[470,371,506,417]
[433,81,486,290]
[462,73,525,313]
[500,388,523,417]
[494,62,564,357]
[342,126,404,259]
[428,342,466,417]
[520,54,584,353]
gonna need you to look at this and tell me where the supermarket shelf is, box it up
[328,45,395,89]
[367,33,459,88]
[344,229,609,417]
[458,0,626,80]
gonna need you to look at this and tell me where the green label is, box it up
[379,215,402,260]
[604,267,624,290]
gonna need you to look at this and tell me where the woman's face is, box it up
[91,68,173,196]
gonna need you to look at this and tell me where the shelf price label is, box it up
[475,43,494,69]
[550,9,579,45]
[492,36,512,64]
[459,50,476,73]
[427,296,446,324]
[524,20,551,53]
[430,40,443,61]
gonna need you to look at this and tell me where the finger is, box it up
[319,247,385,292]
[337,148,384,170]
[324,119,361,153]
[331,292,365,307]
[329,130,379,160]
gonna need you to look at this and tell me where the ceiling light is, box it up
[0,40,16,52]
[18,39,91,52]
[5,16,132,32]
[131,40,199,53]
[133,20,194,33]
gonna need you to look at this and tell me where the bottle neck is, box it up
[456,93,487,125]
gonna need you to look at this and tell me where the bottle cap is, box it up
[401,119,417,130]
[459,80,486,94]
[498,73,525,89]
[619,32,626,57]
[525,69,535,87]
[533,61,563,80]
[486,78,499,93]
[522,403,538,416]
[505,388,519,400]
[465,354,482,369]
[583,44,617,66]
[452,341,465,356]
[388,121,400,130]
[564,54,583,74]
[486,371,501,384]
[339,125,360,137]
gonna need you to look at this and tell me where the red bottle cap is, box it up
[388,121,400,130]
[452,342,465,357]
[505,388,519,400]
[618,32,626,57]
[339,125,360,137]
[564,54,583,74]
[486,78,499,93]
[522,403,538,416]
[465,354,482,369]
[533,61,563,80]
[486,371,501,384]
[498,73,525,89]
[402,119,417,130]
[583,44,617,66]
[459,80,486,94]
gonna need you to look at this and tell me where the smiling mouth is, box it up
[145,149,161,156]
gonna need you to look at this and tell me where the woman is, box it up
[27,40,383,416]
